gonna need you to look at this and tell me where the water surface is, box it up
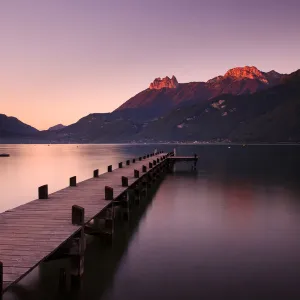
[1,144,300,300]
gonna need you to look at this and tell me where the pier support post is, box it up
[105,186,114,200]
[147,174,152,189]
[126,160,130,166]
[141,180,147,198]
[59,268,67,290]
[72,205,84,225]
[105,208,114,233]
[70,228,85,288]
[134,188,140,205]
[119,162,123,168]
[142,165,147,172]
[93,169,99,178]
[122,176,128,187]
[70,176,77,187]
[70,205,85,288]
[149,162,153,169]
[139,157,142,161]
[127,189,135,209]
[122,201,129,221]
[108,165,112,172]
[132,158,136,163]
[153,160,157,166]
[38,184,48,199]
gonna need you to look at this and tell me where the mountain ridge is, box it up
[1,66,299,143]
[115,66,284,121]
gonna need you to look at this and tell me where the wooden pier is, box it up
[0,150,196,298]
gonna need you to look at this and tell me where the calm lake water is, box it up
[1,144,300,300]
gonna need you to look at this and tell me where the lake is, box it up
[1,144,300,300]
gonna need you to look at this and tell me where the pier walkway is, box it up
[0,151,171,296]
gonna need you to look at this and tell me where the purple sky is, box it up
[1,0,299,129]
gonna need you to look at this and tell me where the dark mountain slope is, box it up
[139,70,300,142]
[0,114,38,142]
[115,82,211,121]
[115,66,284,122]
[47,113,140,143]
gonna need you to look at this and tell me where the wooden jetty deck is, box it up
[0,150,199,297]
[0,151,174,297]
[168,155,198,161]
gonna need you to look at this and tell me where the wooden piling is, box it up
[108,165,112,172]
[149,162,153,168]
[142,165,147,172]
[70,228,85,288]
[119,162,123,168]
[122,201,129,221]
[93,169,99,178]
[72,205,85,225]
[127,189,135,206]
[59,268,67,290]
[38,184,48,199]
[132,158,136,163]
[105,186,114,200]
[153,160,157,166]
[70,176,77,187]
[134,188,140,205]
[139,157,142,161]
[122,176,128,187]
[126,160,130,166]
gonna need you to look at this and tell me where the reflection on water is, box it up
[2,144,300,300]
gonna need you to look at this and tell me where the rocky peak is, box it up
[224,66,268,83]
[149,75,179,90]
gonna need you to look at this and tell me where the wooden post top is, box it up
[38,185,48,199]
[93,169,99,178]
[134,169,140,178]
[70,176,77,187]
[105,186,114,200]
[122,176,129,187]
[72,205,84,226]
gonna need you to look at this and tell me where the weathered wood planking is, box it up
[0,152,168,294]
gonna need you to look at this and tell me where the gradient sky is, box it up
[1,0,299,130]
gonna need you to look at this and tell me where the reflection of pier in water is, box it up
[0,151,197,299]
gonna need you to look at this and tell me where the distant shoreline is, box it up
[1,142,300,146]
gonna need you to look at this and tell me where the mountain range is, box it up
[1,66,299,143]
